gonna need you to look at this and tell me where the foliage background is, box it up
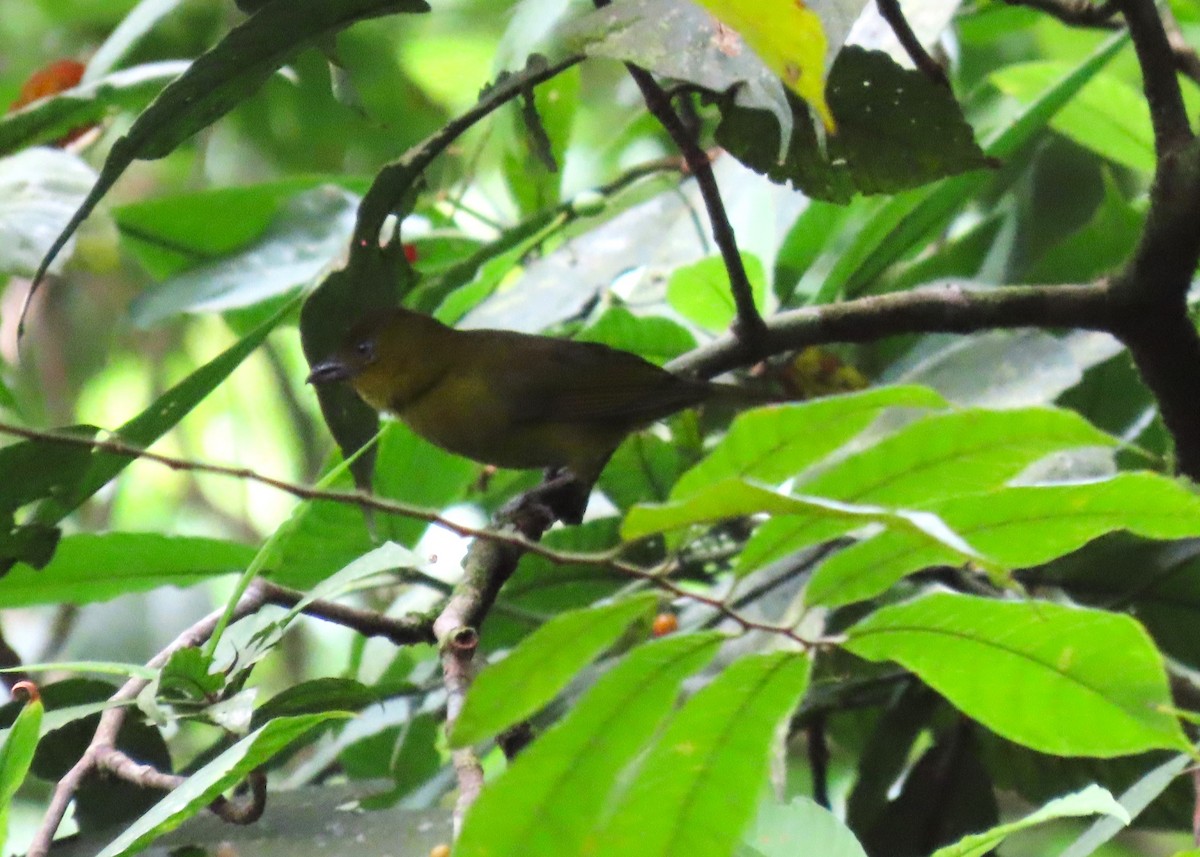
[1,0,1200,856]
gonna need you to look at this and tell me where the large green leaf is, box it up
[450,594,658,747]
[989,63,1154,173]
[624,479,980,570]
[734,406,1116,575]
[114,177,370,279]
[0,533,253,606]
[797,406,1117,506]
[130,185,358,325]
[717,47,989,203]
[455,633,723,857]
[807,473,1200,607]
[844,593,1188,756]
[590,652,811,857]
[667,255,768,333]
[670,385,947,499]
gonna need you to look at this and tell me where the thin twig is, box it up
[1162,8,1200,87]
[875,0,951,87]
[590,0,767,352]
[260,580,436,646]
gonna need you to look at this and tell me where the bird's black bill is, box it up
[306,360,351,384]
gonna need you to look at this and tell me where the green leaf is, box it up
[450,594,658,747]
[601,433,690,510]
[990,64,1154,173]
[0,62,188,157]
[623,479,980,569]
[41,296,298,525]
[1026,170,1144,284]
[455,633,723,857]
[667,254,767,332]
[0,690,43,854]
[0,533,253,606]
[85,0,188,81]
[1058,753,1191,857]
[718,47,989,203]
[807,473,1200,607]
[34,0,430,283]
[95,713,350,857]
[114,176,369,279]
[844,593,1188,756]
[0,148,96,277]
[931,785,1128,857]
[130,185,358,326]
[503,64,579,215]
[818,29,1128,300]
[671,385,947,499]
[742,797,867,857]
[591,652,811,857]
[577,307,697,366]
[252,678,380,729]
[0,662,155,680]
[797,406,1118,506]
[372,420,478,547]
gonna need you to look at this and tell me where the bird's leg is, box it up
[501,467,592,529]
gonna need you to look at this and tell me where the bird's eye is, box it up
[354,340,376,362]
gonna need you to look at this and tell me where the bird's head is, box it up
[305,318,381,386]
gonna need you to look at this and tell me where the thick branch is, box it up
[672,281,1115,377]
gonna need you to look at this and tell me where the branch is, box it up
[1163,8,1200,86]
[23,579,438,854]
[672,281,1114,377]
[260,580,435,646]
[875,0,950,87]
[353,53,584,250]
[26,581,273,857]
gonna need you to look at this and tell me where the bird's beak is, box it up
[306,359,351,385]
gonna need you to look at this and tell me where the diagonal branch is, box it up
[589,0,767,352]
[875,0,950,87]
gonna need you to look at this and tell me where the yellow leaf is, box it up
[693,0,836,133]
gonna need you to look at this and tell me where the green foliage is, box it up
[844,593,1188,756]
[451,594,658,746]
[2,2,1198,856]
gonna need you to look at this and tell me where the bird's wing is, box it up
[486,335,710,426]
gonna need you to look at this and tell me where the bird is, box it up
[307,307,766,521]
